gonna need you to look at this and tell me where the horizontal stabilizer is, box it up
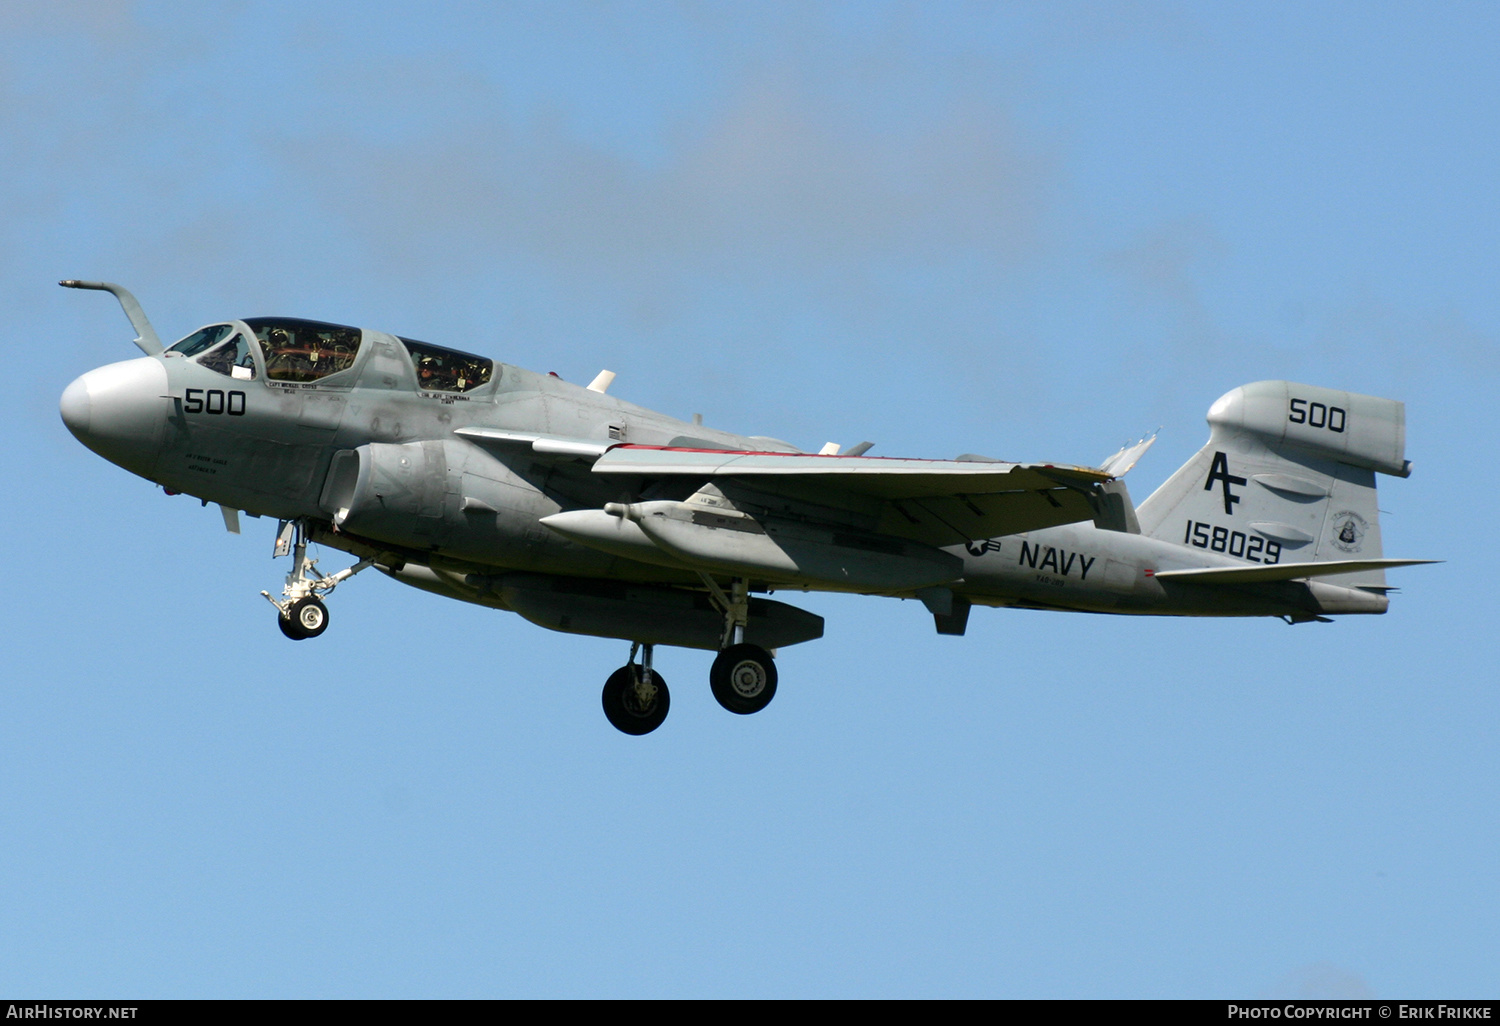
[1153,558,1439,584]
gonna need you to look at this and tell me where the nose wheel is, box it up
[277,596,330,640]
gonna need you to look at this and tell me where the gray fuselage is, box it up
[61,320,1387,631]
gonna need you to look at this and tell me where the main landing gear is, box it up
[699,574,777,716]
[601,642,671,735]
[710,643,777,715]
[600,576,779,735]
[262,519,373,641]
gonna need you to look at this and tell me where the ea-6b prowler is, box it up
[59,281,1434,734]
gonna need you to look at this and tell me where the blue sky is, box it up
[3,0,1496,998]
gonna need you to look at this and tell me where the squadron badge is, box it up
[1329,510,1369,553]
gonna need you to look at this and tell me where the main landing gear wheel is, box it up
[602,665,670,735]
[278,596,329,640]
[710,643,778,715]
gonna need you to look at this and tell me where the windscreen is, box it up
[167,324,235,357]
[196,333,257,380]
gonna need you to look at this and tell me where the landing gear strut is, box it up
[700,574,778,715]
[262,519,372,640]
[602,642,670,735]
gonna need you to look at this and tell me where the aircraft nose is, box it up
[59,375,91,437]
[60,357,169,478]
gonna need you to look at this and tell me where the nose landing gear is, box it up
[262,519,372,640]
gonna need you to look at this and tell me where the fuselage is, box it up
[61,317,1385,626]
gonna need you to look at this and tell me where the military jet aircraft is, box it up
[59,280,1433,734]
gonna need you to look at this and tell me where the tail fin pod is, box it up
[1136,382,1410,584]
[1206,380,1408,479]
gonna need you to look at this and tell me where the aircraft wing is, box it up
[590,445,1111,546]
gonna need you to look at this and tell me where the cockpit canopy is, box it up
[168,319,360,383]
[246,317,362,383]
[399,336,494,393]
[166,319,496,392]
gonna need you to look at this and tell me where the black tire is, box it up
[710,644,778,714]
[289,597,329,638]
[278,611,307,640]
[601,664,670,735]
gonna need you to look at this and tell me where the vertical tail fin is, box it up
[1135,381,1410,587]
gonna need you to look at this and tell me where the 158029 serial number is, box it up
[1182,520,1282,563]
